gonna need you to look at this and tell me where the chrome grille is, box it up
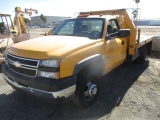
[6,53,39,77]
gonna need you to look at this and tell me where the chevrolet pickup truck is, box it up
[2,9,153,108]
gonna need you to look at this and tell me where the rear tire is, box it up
[134,46,146,64]
[74,66,101,108]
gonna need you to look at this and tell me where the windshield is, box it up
[53,18,104,39]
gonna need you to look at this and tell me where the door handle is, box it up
[121,41,125,45]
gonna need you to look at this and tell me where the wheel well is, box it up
[73,54,104,76]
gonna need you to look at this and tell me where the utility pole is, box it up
[134,0,140,11]
[134,0,140,13]
[133,0,140,26]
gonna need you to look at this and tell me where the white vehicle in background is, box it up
[149,20,160,26]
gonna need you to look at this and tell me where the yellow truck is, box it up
[2,9,153,108]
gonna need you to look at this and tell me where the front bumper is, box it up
[2,64,77,101]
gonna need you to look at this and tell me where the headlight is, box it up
[38,71,59,79]
[39,59,61,67]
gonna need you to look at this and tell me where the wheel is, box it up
[74,66,100,108]
[134,46,146,64]
[89,30,101,39]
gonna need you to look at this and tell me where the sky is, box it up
[0,0,159,19]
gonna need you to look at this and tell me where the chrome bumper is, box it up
[3,75,76,98]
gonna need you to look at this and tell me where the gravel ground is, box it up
[0,28,159,120]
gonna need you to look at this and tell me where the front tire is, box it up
[74,67,100,108]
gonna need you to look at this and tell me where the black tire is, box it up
[74,66,101,108]
[134,46,146,64]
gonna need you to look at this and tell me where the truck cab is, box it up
[2,9,152,108]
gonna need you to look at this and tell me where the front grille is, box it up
[6,53,39,77]
[8,62,37,76]
[7,53,38,67]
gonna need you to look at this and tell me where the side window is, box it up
[0,16,8,33]
[107,19,120,39]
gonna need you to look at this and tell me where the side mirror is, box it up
[106,33,116,39]
[118,29,130,38]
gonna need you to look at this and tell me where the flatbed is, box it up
[138,36,153,48]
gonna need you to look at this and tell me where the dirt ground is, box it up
[0,27,159,120]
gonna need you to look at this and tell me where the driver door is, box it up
[104,19,127,73]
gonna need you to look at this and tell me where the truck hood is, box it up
[8,36,97,59]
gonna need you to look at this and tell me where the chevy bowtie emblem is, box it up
[13,61,21,68]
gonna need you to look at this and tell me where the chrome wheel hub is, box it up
[84,81,97,97]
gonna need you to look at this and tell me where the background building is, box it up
[31,16,68,27]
